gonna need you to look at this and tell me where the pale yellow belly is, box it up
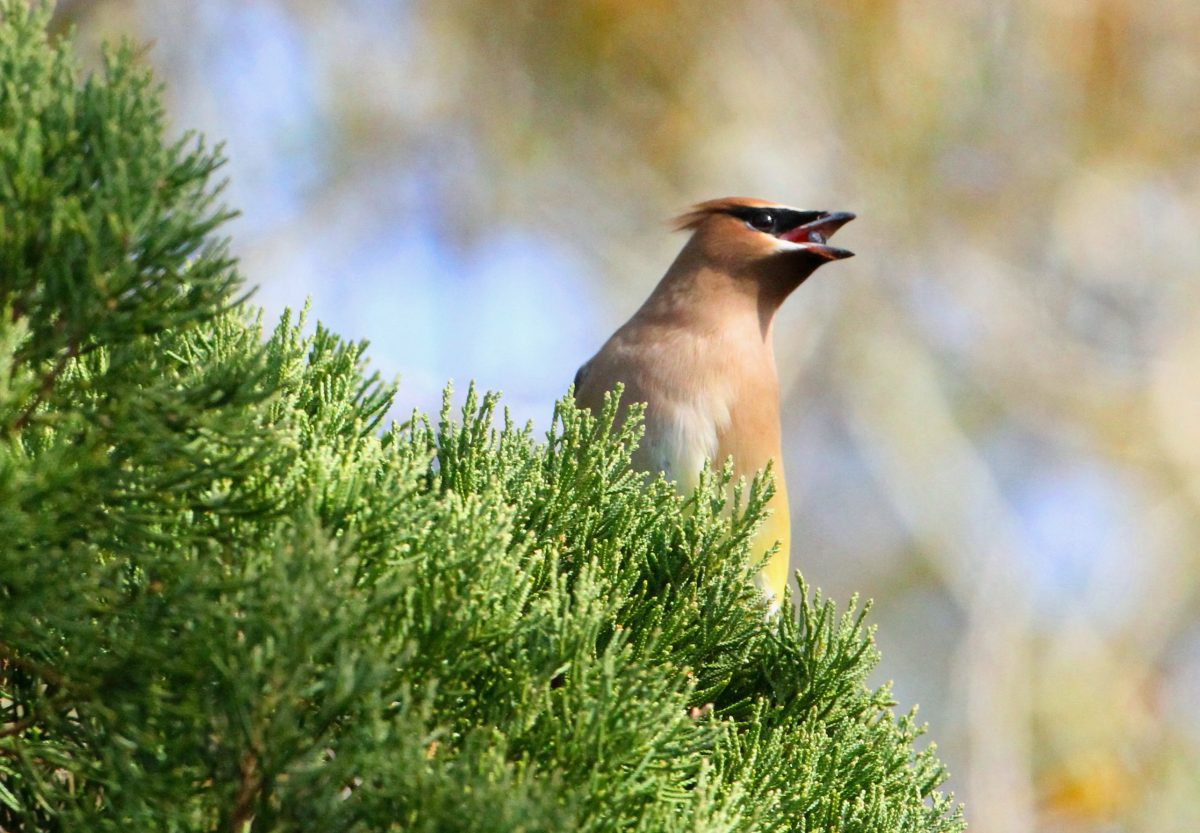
[637,395,790,608]
[752,473,791,606]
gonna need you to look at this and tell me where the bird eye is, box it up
[748,211,775,234]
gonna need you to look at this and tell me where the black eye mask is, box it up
[722,206,857,260]
[724,206,827,237]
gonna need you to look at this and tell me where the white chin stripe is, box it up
[772,238,812,253]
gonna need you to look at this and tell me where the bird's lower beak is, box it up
[780,211,855,260]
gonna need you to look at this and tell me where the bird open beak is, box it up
[779,211,855,260]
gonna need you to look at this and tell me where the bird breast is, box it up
[636,386,733,494]
[622,320,773,492]
[578,313,778,493]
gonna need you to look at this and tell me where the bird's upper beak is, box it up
[779,211,856,260]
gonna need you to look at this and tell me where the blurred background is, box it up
[51,1,1199,830]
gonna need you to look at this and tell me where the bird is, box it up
[573,197,855,608]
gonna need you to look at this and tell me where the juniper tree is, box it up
[0,4,964,831]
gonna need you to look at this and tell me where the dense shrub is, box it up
[0,4,963,831]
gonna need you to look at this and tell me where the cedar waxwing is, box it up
[573,197,855,608]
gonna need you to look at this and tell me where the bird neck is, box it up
[639,244,801,341]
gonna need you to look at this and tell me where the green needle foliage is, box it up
[0,4,964,831]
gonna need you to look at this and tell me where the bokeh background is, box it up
[50,1,1200,831]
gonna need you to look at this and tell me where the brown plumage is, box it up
[573,197,855,607]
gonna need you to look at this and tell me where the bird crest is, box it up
[671,197,781,231]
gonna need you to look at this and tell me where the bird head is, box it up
[672,197,855,295]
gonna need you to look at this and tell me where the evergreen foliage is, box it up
[0,4,964,831]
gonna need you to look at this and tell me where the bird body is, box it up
[575,198,854,607]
